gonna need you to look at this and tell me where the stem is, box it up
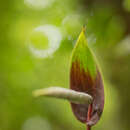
[87,125,91,130]
[33,87,93,105]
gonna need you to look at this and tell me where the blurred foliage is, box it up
[0,0,130,130]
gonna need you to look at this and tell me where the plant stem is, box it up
[87,125,91,130]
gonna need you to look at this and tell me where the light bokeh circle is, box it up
[24,0,55,10]
[22,116,52,130]
[28,25,62,58]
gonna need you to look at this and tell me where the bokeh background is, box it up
[1,0,130,130]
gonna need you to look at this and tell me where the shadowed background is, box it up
[0,0,130,130]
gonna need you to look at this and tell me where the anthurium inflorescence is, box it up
[33,27,104,130]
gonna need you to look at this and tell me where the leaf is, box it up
[70,27,104,127]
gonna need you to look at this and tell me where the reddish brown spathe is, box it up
[70,28,104,127]
[70,61,104,126]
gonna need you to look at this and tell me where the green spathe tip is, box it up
[71,27,97,78]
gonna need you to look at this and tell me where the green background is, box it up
[0,0,130,130]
